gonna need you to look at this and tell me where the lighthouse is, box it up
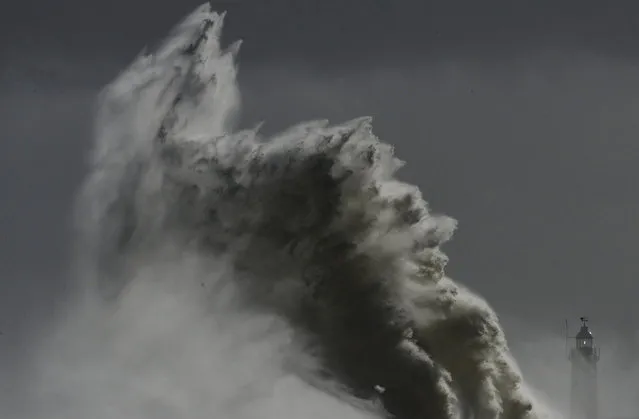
[569,317,600,419]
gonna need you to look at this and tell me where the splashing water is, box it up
[28,4,558,419]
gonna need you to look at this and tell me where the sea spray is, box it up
[33,4,554,419]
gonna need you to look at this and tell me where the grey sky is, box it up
[1,0,638,416]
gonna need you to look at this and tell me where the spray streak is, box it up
[31,4,556,419]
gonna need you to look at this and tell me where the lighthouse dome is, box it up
[576,325,594,340]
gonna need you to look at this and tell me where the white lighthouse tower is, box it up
[569,317,600,419]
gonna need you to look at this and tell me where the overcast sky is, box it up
[1,0,639,416]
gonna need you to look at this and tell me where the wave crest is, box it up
[53,4,556,419]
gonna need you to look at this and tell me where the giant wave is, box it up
[29,4,556,419]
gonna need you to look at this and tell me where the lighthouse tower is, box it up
[569,317,600,419]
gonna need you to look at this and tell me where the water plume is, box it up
[30,4,556,419]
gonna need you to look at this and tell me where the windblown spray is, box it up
[33,4,554,419]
